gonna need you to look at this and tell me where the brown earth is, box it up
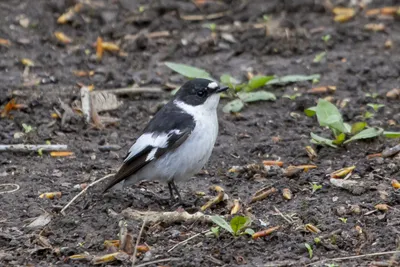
[1,0,400,266]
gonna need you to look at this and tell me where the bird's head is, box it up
[174,78,228,111]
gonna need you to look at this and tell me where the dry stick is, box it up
[306,250,400,266]
[60,173,114,215]
[132,216,147,266]
[180,11,229,21]
[0,144,68,152]
[0,183,20,194]
[97,87,163,95]
[167,230,210,253]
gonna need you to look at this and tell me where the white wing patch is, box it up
[124,130,182,163]
[207,81,218,89]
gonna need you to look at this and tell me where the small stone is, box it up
[336,206,347,216]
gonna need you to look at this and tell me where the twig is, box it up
[167,230,210,252]
[132,216,147,266]
[0,183,20,194]
[80,86,91,123]
[273,206,294,224]
[306,250,400,266]
[134,258,180,267]
[0,144,68,152]
[121,208,211,224]
[97,87,163,95]
[180,11,229,21]
[60,173,114,215]
[124,31,171,41]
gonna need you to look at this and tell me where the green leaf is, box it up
[310,132,337,148]
[321,34,331,42]
[22,123,33,133]
[383,131,400,138]
[222,99,244,113]
[220,74,240,89]
[316,99,349,133]
[210,226,220,237]
[282,93,302,100]
[367,103,385,112]
[246,75,275,91]
[37,148,43,156]
[210,216,233,234]
[230,216,251,235]
[344,127,384,144]
[305,243,313,258]
[237,91,276,103]
[363,111,374,119]
[350,122,367,135]
[164,62,212,79]
[313,51,326,63]
[244,228,255,236]
[304,106,317,117]
[344,123,351,133]
[266,74,320,86]
[333,133,346,145]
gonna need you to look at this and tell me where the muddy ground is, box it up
[1,0,400,266]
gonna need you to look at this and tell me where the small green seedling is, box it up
[314,237,321,244]
[37,148,44,156]
[304,243,313,258]
[210,226,220,238]
[363,111,374,119]
[203,23,217,32]
[365,92,379,99]
[325,264,340,267]
[338,217,347,223]
[313,51,326,63]
[321,34,331,43]
[311,183,322,194]
[283,93,302,100]
[263,14,270,21]
[22,123,33,133]
[367,103,385,112]
[210,215,253,237]
[306,99,400,147]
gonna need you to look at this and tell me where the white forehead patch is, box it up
[207,82,218,89]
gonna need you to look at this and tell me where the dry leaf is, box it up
[380,7,399,15]
[39,192,62,199]
[96,37,103,61]
[252,226,280,239]
[364,23,385,31]
[330,166,356,178]
[21,58,34,66]
[73,70,95,77]
[391,179,400,189]
[375,204,389,211]
[0,38,11,47]
[50,151,74,157]
[54,31,73,44]
[307,86,336,94]
[230,199,241,215]
[282,188,292,200]
[249,187,277,203]
[386,88,400,99]
[57,3,83,24]
[262,160,283,167]
[91,92,123,113]
[305,223,321,233]
[102,42,120,52]
[92,252,122,265]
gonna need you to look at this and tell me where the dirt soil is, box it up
[1,0,400,266]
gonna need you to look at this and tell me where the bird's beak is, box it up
[215,86,229,93]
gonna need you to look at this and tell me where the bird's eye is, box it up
[197,90,206,97]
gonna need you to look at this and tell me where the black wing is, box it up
[103,102,195,192]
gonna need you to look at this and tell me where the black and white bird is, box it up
[103,78,228,202]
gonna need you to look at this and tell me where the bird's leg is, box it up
[170,180,183,203]
[168,181,176,202]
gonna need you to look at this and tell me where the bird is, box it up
[103,78,228,203]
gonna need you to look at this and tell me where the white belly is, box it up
[124,109,219,186]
